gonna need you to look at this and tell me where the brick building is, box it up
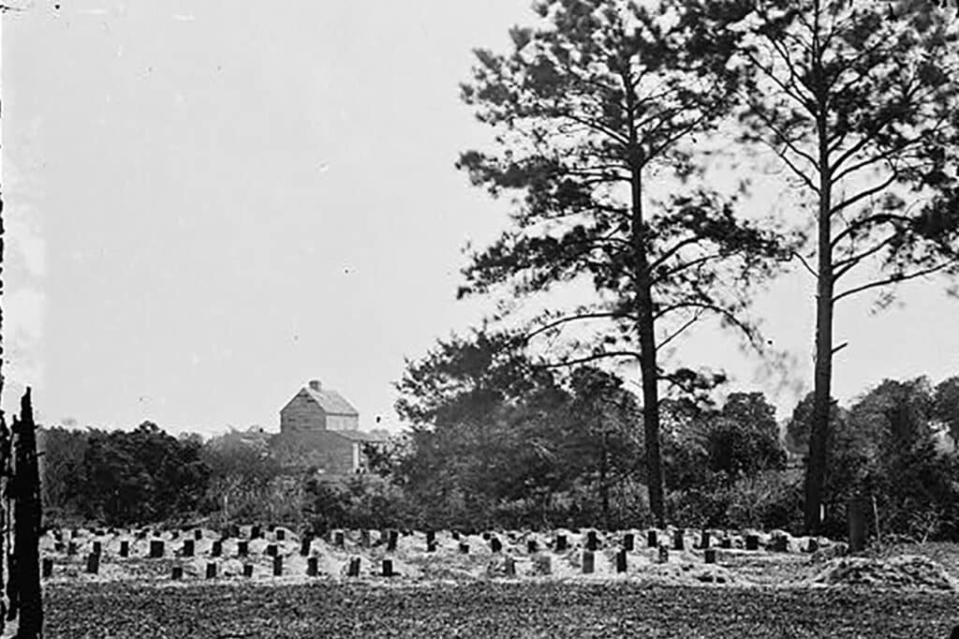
[272,380,386,474]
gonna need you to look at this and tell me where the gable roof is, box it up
[303,386,359,416]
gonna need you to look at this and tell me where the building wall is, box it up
[272,430,357,474]
[326,414,359,431]
[280,391,327,435]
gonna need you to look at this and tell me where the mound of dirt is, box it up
[802,554,959,591]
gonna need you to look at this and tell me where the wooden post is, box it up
[582,550,595,574]
[555,534,568,552]
[347,557,361,577]
[85,553,99,575]
[586,531,598,551]
[615,549,627,573]
[387,529,398,552]
[672,529,685,551]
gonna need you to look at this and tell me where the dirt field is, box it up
[45,580,959,638]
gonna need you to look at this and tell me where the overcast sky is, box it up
[3,1,957,436]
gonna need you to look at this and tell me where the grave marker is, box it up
[582,550,595,574]
[171,565,183,580]
[183,540,195,557]
[267,544,278,557]
[527,539,538,554]
[334,531,345,548]
[705,548,717,564]
[387,529,398,552]
[237,540,249,557]
[92,541,102,556]
[85,553,99,574]
[623,533,634,552]
[490,537,502,553]
[42,558,53,579]
[382,558,394,577]
[658,545,669,564]
[307,557,319,577]
[745,534,759,551]
[149,540,164,558]
[300,537,312,556]
[243,564,254,578]
[672,529,685,551]
[347,557,361,577]
[586,531,599,551]
[615,549,627,573]
[555,534,568,552]
[211,540,222,557]
[273,556,283,577]
[459,542,470,554]
[206,562,217,579]
[194,529,203,541]
[647,530,658,548]
[699,530,711,549]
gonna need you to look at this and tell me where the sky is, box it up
[2,0,958,437]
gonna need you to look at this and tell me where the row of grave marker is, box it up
[43,543,730,581]
[51,528,814,561]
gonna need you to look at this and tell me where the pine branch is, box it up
[833,262,952,303]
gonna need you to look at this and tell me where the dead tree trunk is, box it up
[11,389,42,638]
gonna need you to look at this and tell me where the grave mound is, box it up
[802,554,959,591]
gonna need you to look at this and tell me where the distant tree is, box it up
[705,392,786,477]
[38,427,89,520]
[933,376,959,447]
[457,0,788,525]
[80,422,209,526]
[721,0,959,532]
[565,366,643,528]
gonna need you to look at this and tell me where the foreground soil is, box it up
[46,580,959,638]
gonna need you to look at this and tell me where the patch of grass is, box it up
[45,581,959,638]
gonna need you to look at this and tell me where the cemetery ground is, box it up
[41,527,959,638]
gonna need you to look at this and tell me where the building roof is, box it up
[303,386,359,416]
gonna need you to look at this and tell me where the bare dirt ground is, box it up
[40,528,959,637]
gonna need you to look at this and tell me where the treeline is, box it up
[37,356,959,542]
[384,333,959,540]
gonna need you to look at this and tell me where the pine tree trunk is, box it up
[804,87,834,534]
[631,167,665,528]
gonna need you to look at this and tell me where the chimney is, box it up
[309,380,322,391]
